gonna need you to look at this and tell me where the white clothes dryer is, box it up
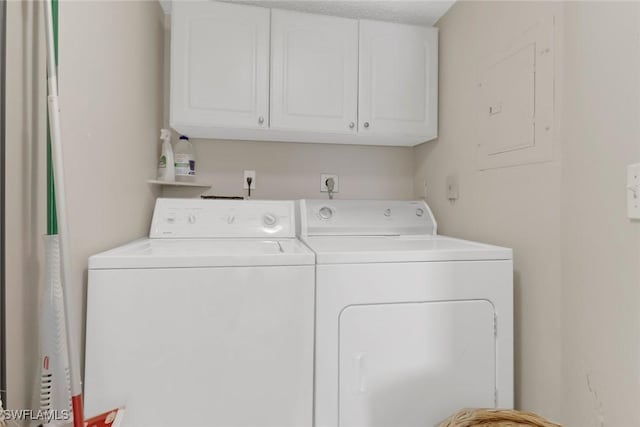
[84,198,315,427]
[298,199,513,427]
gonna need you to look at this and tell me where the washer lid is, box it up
[89,238,315,269]
[304,235,512,264]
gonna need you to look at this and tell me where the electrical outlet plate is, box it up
[320,174,339,193]
[243,170,256,189]
[627,163,640,219]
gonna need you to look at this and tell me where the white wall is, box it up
[417,1,640,424]
[413,1,564,420]
[562,3,640,425]
[58,0,165,374]
[162,139,415,200]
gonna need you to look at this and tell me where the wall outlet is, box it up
[320,174,339,193]
[243,170,256,189]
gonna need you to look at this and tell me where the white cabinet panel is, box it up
[170,1,269,129]
[476,19,554,170]
[359,20,438,141]
[85,266,314,426]
[339,300,495,427]
[270,10,358,134]
[478,44,535,156]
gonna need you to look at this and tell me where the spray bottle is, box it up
[157,129,175,182]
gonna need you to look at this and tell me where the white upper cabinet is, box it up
[359,20,438,141]
[270,10,358,134]
[169,1,439,146]
[170,1,270,130]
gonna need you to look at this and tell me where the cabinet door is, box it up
[359,20,438,139]
[270,10,358,134]
[170,2,269,130]
[339,300,495,427]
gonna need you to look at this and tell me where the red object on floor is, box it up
[83,406,125,427]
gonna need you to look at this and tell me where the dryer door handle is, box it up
[354,353,367,393]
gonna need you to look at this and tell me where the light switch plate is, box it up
[446,174,459,201]
[628,163,640,219]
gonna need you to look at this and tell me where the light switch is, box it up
[628,163,640,219]
[446,174,459,201]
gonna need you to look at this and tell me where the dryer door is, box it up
[339,300,496,427]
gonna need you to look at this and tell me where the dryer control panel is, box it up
[150,198,296,238]
[299,200,437,236]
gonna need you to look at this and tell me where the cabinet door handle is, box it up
[349,122,355,129]
[258,116,265,125]
[363,122,370,128]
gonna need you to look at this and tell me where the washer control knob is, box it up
[416,208,424,217]
[319,206,333,220]
[263,213,278,227]
[384,208,392,217]
[188,214,196,224]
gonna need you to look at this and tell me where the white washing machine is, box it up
[84,198,315,427]
[298,200,513,427]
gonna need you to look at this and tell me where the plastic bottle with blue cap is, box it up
[174,135,196,182]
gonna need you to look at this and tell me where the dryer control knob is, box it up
[416,208,424,217]
[263,213,278,227]
[384,208,392,217]
[188,214,196,224]
[319,206,333,220]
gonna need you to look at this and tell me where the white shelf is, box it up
[147,179,212,188]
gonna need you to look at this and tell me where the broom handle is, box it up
[43,2,84,426]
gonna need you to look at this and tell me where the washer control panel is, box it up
[150,198,294,238]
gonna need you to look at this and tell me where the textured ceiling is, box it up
[161,1,455,26]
